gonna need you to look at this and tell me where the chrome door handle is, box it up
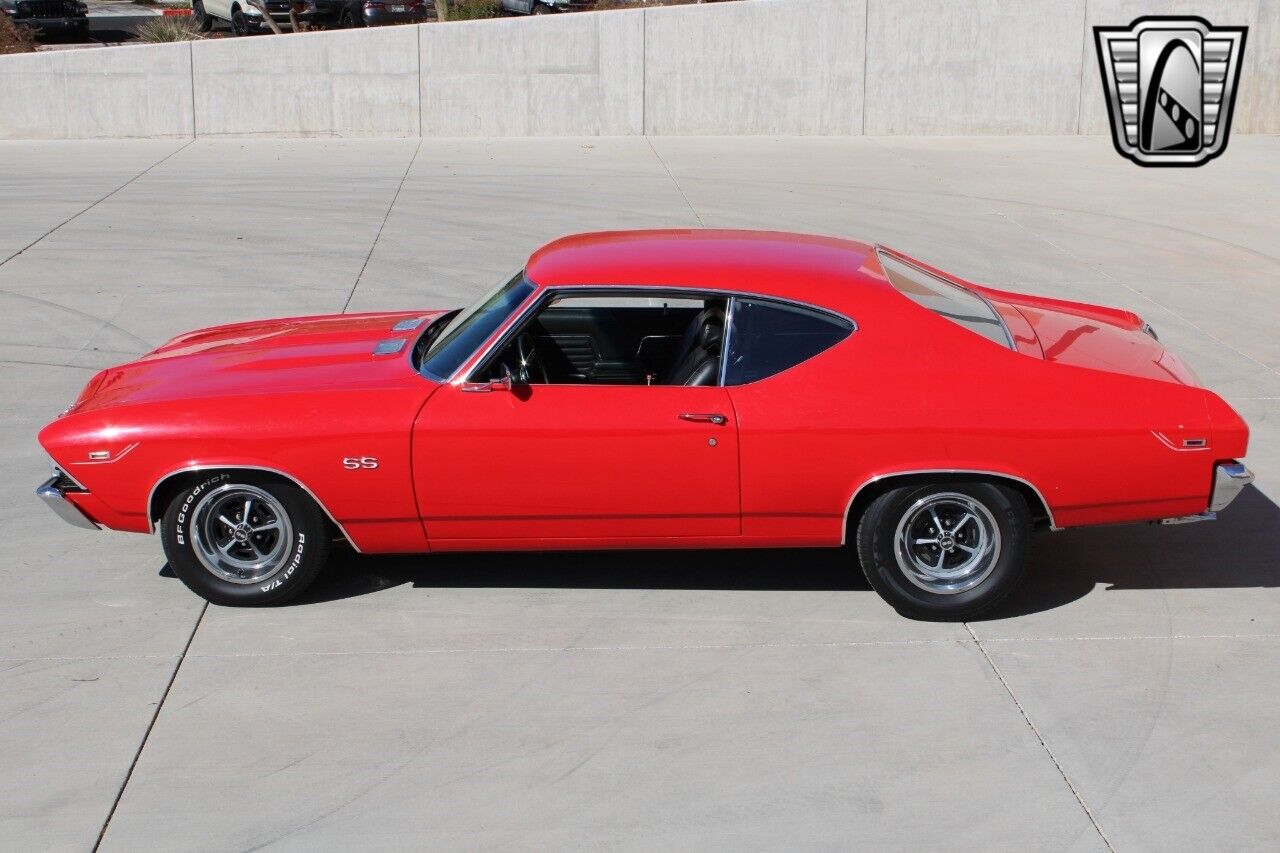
[679,412,727,425]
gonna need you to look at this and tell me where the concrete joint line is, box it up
[965,623,1115,852]
[645,137,703,227]
[0,138,195,270]
[93,600,209,852]
[342,139,423,314]
[1076,0,1090,136]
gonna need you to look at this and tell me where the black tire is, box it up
[855,482,1029,619]
[230,6,251,35]
[531,3,552,12]
[192,0,215,31]
[339,8,357,27]
[161,472,331,606]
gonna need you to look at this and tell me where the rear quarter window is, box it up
[877,250,1013,349]
[724,299,853,385]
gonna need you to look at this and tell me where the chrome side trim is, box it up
[841,468,1059,544]
[36,476,99,530]
[1159,512,1216,525]
[71,441,140,466]
[1209,461,1253,512]
[146,465,363,553]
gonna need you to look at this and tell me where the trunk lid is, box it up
[973,286,1201,386]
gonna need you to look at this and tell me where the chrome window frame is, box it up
[447,282,857,388]
[875,247,1014,351]
[417,273,535,383]
[720,294,856,387]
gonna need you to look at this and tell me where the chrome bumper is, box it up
[36,475,99,530]
[1209,461,1254,512]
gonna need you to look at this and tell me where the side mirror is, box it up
[461,364,516,393]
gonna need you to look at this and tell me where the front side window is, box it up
[723,299,853,385]
[419,272,535,381]
[475,289,726,387]
[876,250,1012,349]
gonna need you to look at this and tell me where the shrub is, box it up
[0,13,40,54]
[134,15,207,42]
[450,0,501,20]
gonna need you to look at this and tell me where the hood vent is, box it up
[391,317,425,332]
[373,338,406,356]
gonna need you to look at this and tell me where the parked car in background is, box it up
[500,0,591,14]
[193,0,277,33]
[336,0,429,28]
[36,230,1254,618]
[192,0,428,31]
[1,0,88,37]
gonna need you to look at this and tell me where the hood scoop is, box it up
[372,338,406,356]
[391,317,425,332]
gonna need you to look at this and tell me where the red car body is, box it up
[38,230,1251,560]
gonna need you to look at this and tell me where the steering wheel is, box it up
[516,334,550,384]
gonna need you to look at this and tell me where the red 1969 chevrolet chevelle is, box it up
[36,230,1253,617]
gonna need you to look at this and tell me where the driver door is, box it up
[412,382,740,545]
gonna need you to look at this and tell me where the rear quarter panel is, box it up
[728,296,1216,542]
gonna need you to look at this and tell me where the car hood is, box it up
[66,310,446,414]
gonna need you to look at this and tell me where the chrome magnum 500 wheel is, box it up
[856,483,1029,619]
[161,473,331,606]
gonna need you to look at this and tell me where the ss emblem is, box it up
[342,456,379,470]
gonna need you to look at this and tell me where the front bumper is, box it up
[1209,461,1254,512]
[36,472,98,530]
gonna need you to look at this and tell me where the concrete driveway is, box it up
[2,135,1278,851]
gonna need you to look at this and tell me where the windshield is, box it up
[876,249,1013,349]
[420,272,536,381]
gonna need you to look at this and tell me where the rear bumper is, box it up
[12,16,89,30]
[363,7,428,25]
[1209,461,1253,512]
[36,473,99,530]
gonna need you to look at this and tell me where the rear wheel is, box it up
[161,473,331,606]
[339,8,357,27]
[855,482,1029,619]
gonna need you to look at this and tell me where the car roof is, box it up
[524,230,894,308]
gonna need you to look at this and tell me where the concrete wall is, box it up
[420,10,643,136]
[1,0,1276,140]
[0,42,193,139]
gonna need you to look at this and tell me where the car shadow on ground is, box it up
[257,487,1280,619]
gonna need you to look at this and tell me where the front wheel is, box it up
[161,474,331,606]
[855,483,1029,619]
[230,6,252,35]
[192,0,215,31]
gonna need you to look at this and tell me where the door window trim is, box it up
[721,295,857,387]
[451,282,858,386]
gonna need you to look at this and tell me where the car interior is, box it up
[482,294,728,386]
